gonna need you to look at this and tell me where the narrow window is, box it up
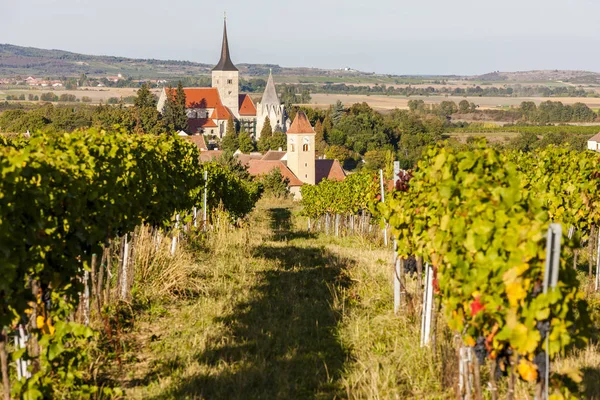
[304,163,307,167]
[290,144,295,152]
[303,144,309,152]
[227,79,233,84]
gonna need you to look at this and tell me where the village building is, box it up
[191,111,344,199]
[156,19,286,139]
[587,132,600,151]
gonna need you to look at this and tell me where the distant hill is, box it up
[472,70,600,84]
[0,43,375,79]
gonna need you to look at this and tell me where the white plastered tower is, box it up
[286,110,315,185]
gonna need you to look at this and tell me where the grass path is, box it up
[114,201,446,399]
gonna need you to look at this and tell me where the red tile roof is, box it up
[186,135,208,151]
[236,153,263,166]
[261,150,286,161]
[166,87,222,109]
[199,150,223,162]
[188,118,218,133]
[589,132,600,142]
[210,105,231,120]
[239,94,257,116]
[315,159,346,183]
[247,160,303,186]
[287,110,315,134]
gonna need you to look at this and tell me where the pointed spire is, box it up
[213,16,238,72]
[261,69,280,106]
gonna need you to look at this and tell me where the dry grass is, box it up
[97,200,600,399]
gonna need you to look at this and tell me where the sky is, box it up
[1,0,600,75]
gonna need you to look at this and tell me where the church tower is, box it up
[212,18,239,117]
[256,70,289,138]
[286,111,315,185]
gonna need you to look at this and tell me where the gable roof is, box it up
[210,105,231,120]
[213,20,238,72]
[186,135,208,151]
[188,118,218,133]
[261,150,286,161]
[287,110,315,134]
[236,153,263,166]
[315,159,346,183]
[247,160,303,186]
[589,132,600,142]
[166,87,223,109]
[239,94,257,116]
[199,150,223,162]
[261,70,280,106]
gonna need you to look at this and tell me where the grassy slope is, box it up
[108,199,600,399]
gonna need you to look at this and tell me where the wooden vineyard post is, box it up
[203,170,208,231]
[307,217,311,232]
[589,225,596,278]
[596,227,600,291]
[379,169,387,246]
[393,240,401,315]
[120,233,129,300]
[420,263,434,346]
[193,206,197,228]
[83,268,90,326]
[171,214,179,256]
[537,224,562,400]
[335,214,340,237]
[0,329,9,400]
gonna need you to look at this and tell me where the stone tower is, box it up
[286,111,315,185]
[212,18,239,117]
[256,70,288,138]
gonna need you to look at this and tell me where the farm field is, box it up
[0,87,161,103]
[307,93,600,111]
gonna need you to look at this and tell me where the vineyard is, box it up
[2,129,600,399]
[298,144,600,399]
[0,130,262,398]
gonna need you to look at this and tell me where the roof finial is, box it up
[224,11,227,21]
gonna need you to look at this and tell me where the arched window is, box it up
[303,144,309,152]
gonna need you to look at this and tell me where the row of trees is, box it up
[284,82,597,98]
[0,82,189,135]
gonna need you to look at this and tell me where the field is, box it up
[307,93,600,111]
[0,87,161,104]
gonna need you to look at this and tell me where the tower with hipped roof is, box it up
[212,17,239,117]
[286,110,315,185]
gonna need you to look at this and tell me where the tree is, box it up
[258,117,273,152]
[221,116,239,153]
[162,82,188,132]
[439,101,458,116]
[135,83,157,109]
[314,120,327,156]
[174,81,188,131]
[260,168,289,198]
[325,145,352,163]
[363,149,388,171]
[331,100,345,125]
[458,100,470,114]
[238,129,255,153]
[270,129,287,151]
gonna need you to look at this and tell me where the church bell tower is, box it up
[212,17,239,117]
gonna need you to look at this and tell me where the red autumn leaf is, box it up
[470,297,485,316]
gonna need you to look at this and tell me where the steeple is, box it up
[213,17,238,72]
[261,69,280,106]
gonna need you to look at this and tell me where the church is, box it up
[156,19,289,138]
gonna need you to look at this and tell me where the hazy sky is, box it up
[1,0,600,75]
